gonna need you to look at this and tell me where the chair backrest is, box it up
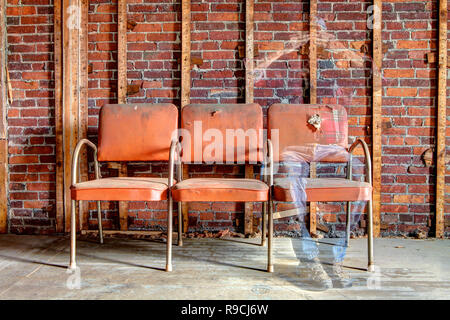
[97,103,178,162]
[180,104,263,164]
[268,104,349,163]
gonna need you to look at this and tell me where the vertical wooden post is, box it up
[118,0,127,104]
[245,0,254,104]
[62,0,89,232]
[309,0,317,105]
[78,0,89,230]
[181,0,191,233]
[245,0,255,236]
[435,0,447,238]
[372,0,382,237]
[181,0,191,109]
[54,0,64,233]
[0,0,8,233]
[309,0,317,235]
[117,0,128,231]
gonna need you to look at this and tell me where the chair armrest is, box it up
[71,139,101,185]
[347,138,372,185]
[169,139,182,187]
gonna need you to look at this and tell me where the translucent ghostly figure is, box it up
[278,145,366,265]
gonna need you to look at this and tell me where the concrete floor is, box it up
[0,234,448,299]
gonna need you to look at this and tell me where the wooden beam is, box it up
[79,0,89,230]
[309,162,317,234]
[0,0,8,233]
[372,0,382,237]
[309,0,317,104]
[62,0,89,233]
[54,0,64,233]
[118,0,127,104]
[244,164,254,235]
[181,0,191,233]
[245,0,255,236]
[181,0,191,108]
[117,0,129,231]
[309,0,318,235]
[0,0,7,139]
[119,163,128,230]
[0,140,7,233]
[245,0,254,103]
[435,0,447,238]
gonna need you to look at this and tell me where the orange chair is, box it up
[266,104,374,272]
[172,103,272,271]
[69,103,181,272]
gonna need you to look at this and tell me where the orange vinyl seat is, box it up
[172,178,269,202]
[71,177,171,201]
[272,177,372,203]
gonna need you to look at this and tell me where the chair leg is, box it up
[267,199,274,273]
[346,201,351,247]
[367,199,374,272]
[166,196,173,272]
[69,199,77,270]
[96,201,104,244]
[261,202,267,246]
[177,202,183,246]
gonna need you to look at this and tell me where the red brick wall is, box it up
[5,0,450,237]
[6,0,55,234]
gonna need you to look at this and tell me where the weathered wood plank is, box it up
[245,0,254,103]
[54,0,64,233]
[244,164,254,235]
[118,0,127,104]
[435,0,447,238]
[181,0,191,233]
[117,0,129,231]
[309,163,317,234]
[244,0,255,236]
[372,0,382,237]
[62,0,89,233]
[119,163,128,230]
[182,165,189,233]
[181,0,191,108]
[79,0,89,230]
[309,1,317,235]
[0,0,6,139]
[0,0,8,233]
[309,0,317,105]
[0,141,7,234]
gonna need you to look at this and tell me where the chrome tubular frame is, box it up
[347,138,374,271]
[69,139,103,270]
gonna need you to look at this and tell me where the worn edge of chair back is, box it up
[267,104,349,163]
[180,103,264,164]
[98,103,178,161]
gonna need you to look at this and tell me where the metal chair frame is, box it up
[264,138,374,272]
[69,139,182,272]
